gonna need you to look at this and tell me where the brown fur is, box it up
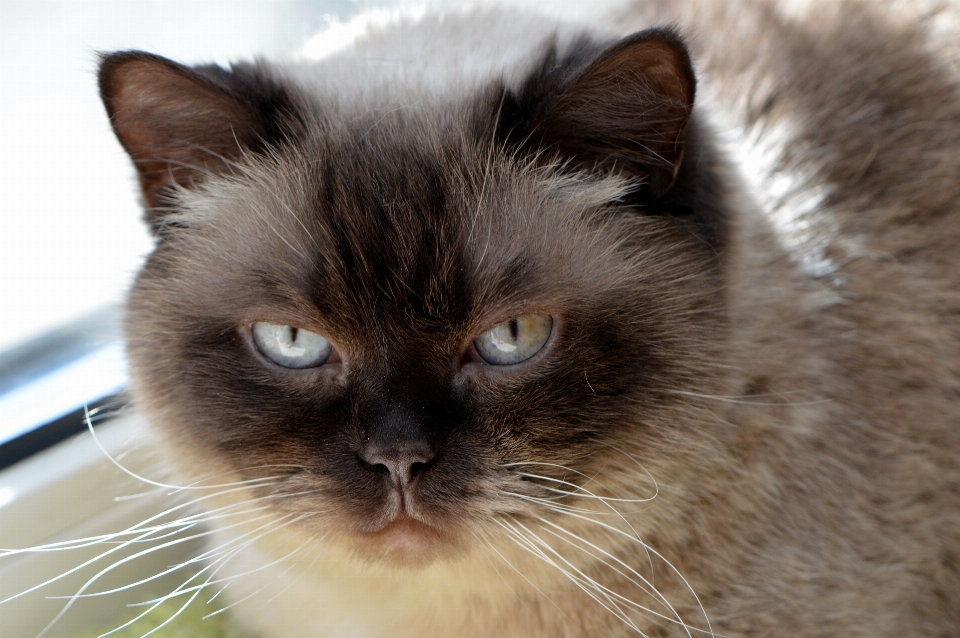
[99,0,960,636]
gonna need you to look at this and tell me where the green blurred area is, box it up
[76,597,254,638]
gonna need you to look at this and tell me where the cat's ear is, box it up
[499,28,695,199]
[99,51,297,228]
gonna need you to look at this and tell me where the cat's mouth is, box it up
[353,515,454,566]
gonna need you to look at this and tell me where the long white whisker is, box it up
[506,471,657,575]
[532,517,712,637]
[594,443,660,501]
[504,517,661,635]
[44,512,281,600]
[162,474,285,497]
[96,551,231,638]
[202,530,321,618]
[0,483,280,557]
[501,491,613,516]
[130,512,317,606]
[495,519,649,636]
[133,584,203,638]
[473,531,571,621]
[496,518,642,632]
[511,471,656,504]
[246,535,326,611]
[83,406,299,492]
[665,389,830,407]
[37,502,316,636]
[7,521,185,609]
[35,514,289,638]
[4,483,321,559]
[526,510,713,638]
[31,518,225,638]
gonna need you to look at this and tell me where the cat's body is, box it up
[96,1,960,636]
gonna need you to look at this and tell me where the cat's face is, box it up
[104,29,727,565]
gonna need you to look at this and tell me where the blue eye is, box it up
[473,314,553,365]
[251,322,332,369]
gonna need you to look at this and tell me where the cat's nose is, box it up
[359,442,435,491]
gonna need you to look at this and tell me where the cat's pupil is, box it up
[509,319,519,342]
[278,326,306,357]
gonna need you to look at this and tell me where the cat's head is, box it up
[100,26,728,566]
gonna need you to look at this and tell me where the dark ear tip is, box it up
[97,51,186,105]
[97,50,155,81]
[606,27,696,107]
[98,51,151,109]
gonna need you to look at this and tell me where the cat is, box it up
[88,0,960,636]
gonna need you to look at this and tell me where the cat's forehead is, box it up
[172,114,633,333]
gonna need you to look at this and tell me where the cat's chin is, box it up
[351,517,459,568]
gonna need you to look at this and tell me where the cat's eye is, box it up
[251,322,333,369]
[473,314,553,365]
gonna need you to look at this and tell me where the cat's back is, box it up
[625,0,960,278]
[614,1,960,633]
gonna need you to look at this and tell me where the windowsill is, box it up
[0,412,198,637]
[0,343,127,449]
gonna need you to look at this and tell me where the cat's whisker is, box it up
[665,389,831,407]
[42,511,281,601]
[507,470,656,539]
[202,527,324,619]
[85,514,307,637]
[109,482,318,544]
[498,518,647,630]
[514,475,657,505]
[126,546,246,612]
[31,494,319,635]
[97,522,202,545]
[473,529,574,621]
[500,491,617,517]
[110,517,319,638]
[505,466,659,575]
[504,461,657,503]
[130,511,321,607]
[0,484,282,557]
[503,492,657,602]
[495,518,651,637]
[135,589,201,638]
[244,533,327,611]
[15,490,316,560]
[31,520,224,638]
[84,407,297,492]
[113,488,169,502]
[500,472,716,638]
[115,490,326,597]
[530,518,716,638]
[468,102,510,251]
[94,552,229,638]
[5,523,189,608]
[594,443,660,500]
[163,473,289,497]
[521,506,715,638]
[505,516,685,635]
